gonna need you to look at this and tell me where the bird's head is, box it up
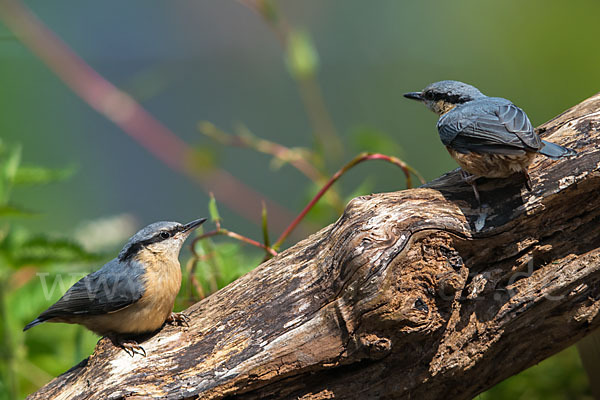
[118,218,206,261]
[404,80,485,116]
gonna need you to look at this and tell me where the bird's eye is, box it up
[160,231,170,239]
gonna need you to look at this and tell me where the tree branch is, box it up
[27,93,600,399]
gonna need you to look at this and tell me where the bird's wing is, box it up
[38,259,145,319]
[438,101,542,154]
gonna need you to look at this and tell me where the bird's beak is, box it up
[403,92,423,101]
[182,218,207,233]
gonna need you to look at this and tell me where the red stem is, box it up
[273,152,424,249]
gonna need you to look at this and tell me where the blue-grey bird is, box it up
[404,80,576,201]
[23,218,206,356]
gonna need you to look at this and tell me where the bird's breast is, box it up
[80,253,183,335]
[135,252,182,329]
[446,147,537,178]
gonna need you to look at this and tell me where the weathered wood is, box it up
[29,94,600,400]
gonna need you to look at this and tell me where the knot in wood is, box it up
[358,334,392,360]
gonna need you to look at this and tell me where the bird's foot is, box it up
[460,169,481,206]
[108,335,146,357]
[166,312,190,327]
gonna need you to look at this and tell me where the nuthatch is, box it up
[404,80,576,202]
[24,218,206,356]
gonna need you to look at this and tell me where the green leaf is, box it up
[0,204,36,218]
[208,193,222,225]
[13,165,75,185]
[185,241,261,300]
[0,233,101,268]
[3,144,22,183]
[285,30,319,79]
[0,144,22,205]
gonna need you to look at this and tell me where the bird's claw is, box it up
[460,169,481,206]
[166,312,190,327]
[109,336,146,357]
[121,340,146,357]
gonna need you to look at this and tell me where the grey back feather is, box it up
[35,258,146,320]
[438,97,542,154]
[539,140,578,159]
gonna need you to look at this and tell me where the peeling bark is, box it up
[28,93,600,400]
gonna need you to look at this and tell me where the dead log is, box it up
[28,93,600,400]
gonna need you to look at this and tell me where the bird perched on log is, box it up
[404,80,576,202]
[23,218,206,356]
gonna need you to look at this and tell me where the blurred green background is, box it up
[0,0,598,398]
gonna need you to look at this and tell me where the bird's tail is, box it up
[23,317,45,331]
[538,140,577,159]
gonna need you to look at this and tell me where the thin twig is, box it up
[199,122,323,183]
[273,152,425,249]
[193,229,278,258]
[200,122,346,212]
[236,0,343,162]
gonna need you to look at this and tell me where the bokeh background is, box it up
[1,1,599,398]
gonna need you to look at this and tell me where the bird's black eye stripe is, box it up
[425,91,469,104]
[118,226,182,260]
[423,90,434,100]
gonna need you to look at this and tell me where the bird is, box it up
[23,218,206,356]
[404,80,576,202]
